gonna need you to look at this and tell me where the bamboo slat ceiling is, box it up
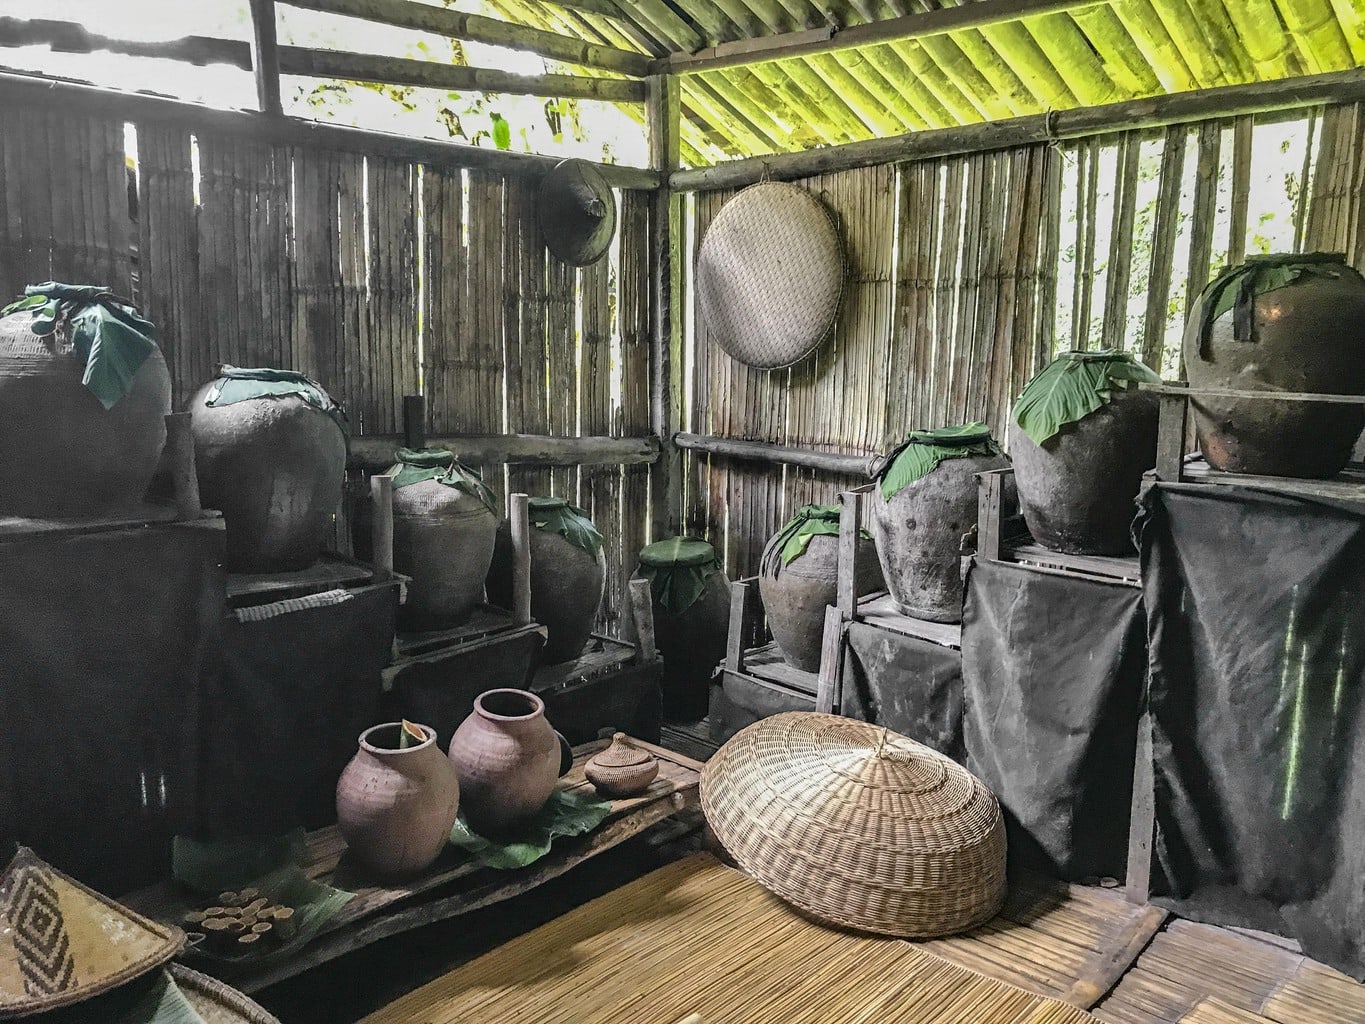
[482,0,1365,165]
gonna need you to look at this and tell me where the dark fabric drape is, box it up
[1138,482,1365,980]
[0,522,225,893]
[842,622,963,762]
[962,558,1145,881]
[199,583,397,837]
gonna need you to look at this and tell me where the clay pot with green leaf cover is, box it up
[1183,253,1365,478]
[388,448,499,630]
[487,497,606,664]
[870,424,1009,623]
[759,505,882,673]
[1008,351,1161,556]
[0,284,170,517]
[189,367,348,572]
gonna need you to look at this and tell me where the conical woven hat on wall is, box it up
[696,182,844,369]
[0,847,184,1017]
[701,713,1007,938]
[538,159,617,267]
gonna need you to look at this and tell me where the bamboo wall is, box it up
[683,102,1365,580]
[0,107,653,637]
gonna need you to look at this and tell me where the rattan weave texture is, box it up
[696,182,844,369]
[701,712,1007,938]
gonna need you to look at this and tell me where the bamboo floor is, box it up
[362,847,1365,1024]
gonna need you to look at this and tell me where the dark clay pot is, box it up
[487,522,606,664]
[644,568,731,721]
[447,689,571,836]
[1008,387,1158,555]
[1183,260,1365,478]
[870,452,1009,623]
[393,480,498,630]
[0,312,171,517]
[759,532,883,673]
[190,382,347,572]
[335,722,461,879]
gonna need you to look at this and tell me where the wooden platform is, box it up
[227,551,392,606]
[123,737,701,994]
[363,854,1098,1024]
[856,591,963,647]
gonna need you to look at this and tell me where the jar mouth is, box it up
[358,721,436,754]
[475,688,544,722]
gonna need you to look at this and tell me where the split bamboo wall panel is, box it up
[684,101,1365,580]
[0,107,653,637]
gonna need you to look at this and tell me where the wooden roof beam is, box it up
[279,0,652,77]
[657,0,1108,74]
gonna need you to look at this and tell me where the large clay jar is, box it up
[759,505,883,673]
[0,306,170,517]
[189,369,348,572]
[870,424,1010,623]
[447,689,571,836]
[390,449,499,631]
[1009,351,1161,555]
[635,537,731,721]
[487,497,606,664]
[335,721,461,879]
[1183,253,1365,478]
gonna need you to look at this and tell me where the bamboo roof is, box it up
[484,0,1365,165]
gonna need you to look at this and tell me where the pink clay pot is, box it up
[447,689,572,836]
[335,722,461,879]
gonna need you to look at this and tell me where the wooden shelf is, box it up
[855,592,963,648]
[226,551,402,606]
[122,737,702,994]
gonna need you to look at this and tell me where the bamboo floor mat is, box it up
[1094,918,1365,1024]
[920,874,1168,1007]
[362,853,1099,1024]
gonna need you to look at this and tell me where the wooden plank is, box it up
[247,0,282,114]
[671,68,1365,191]
[854,593,963,648]
[814,604,846,714]
[977,468,1007,562]
[281,0,650,75]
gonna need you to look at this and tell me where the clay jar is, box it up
[189,378,347,572]
[335,722,461,879]
[1183,253,1365,478]
[447,689,571,836]
[0,310,171,518]
[487,498,606,664]
[759,517,883,673]
[870,443,1010,623]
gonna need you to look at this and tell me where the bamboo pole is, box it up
[248,0,282,114]
[1275,0,1354,74]
[347,434,660,471]
[1069,4,1161,96]
[1223,0,1300,81]
[671,67,1365,191]
[281,0,651,75]
[674,433,874,477]
[1109,0,1197,93]
[1016,10,1121,106]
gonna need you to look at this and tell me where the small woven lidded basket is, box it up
[701,713,1007,939]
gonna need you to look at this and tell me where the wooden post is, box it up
[648,72,682,541]
[163,413,201,520]
[509,493,533,626]
[976,469,1007,562]
[247,0,282,116]
[370,471,394,574]
[626,578,658,664]
[724,579,753,675]
[815,606,846,715]
[1125,703,1156,904]
[836,489,864,618]
[1155,384,1189,482]
[402,394,426,451]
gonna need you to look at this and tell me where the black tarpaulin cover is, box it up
[841,622,964,762]
[1137,482,1365,979]
[962,558,1144,881]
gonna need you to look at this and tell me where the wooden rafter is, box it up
[659,0,1107,73]
[280,0,651,76]
[247,0,283,114]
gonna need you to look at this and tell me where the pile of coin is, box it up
[183,887,298,954]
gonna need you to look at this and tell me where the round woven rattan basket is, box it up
[696,182,844,369]
[701,713,1007,938]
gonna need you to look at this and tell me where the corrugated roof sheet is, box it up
[482,0,1365,165]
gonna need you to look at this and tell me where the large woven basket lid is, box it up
[701,713,1007,939]
[170,962,282,1024]
[0,847,185,1017]
[696,182,844,369]
[538,159,617,267]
